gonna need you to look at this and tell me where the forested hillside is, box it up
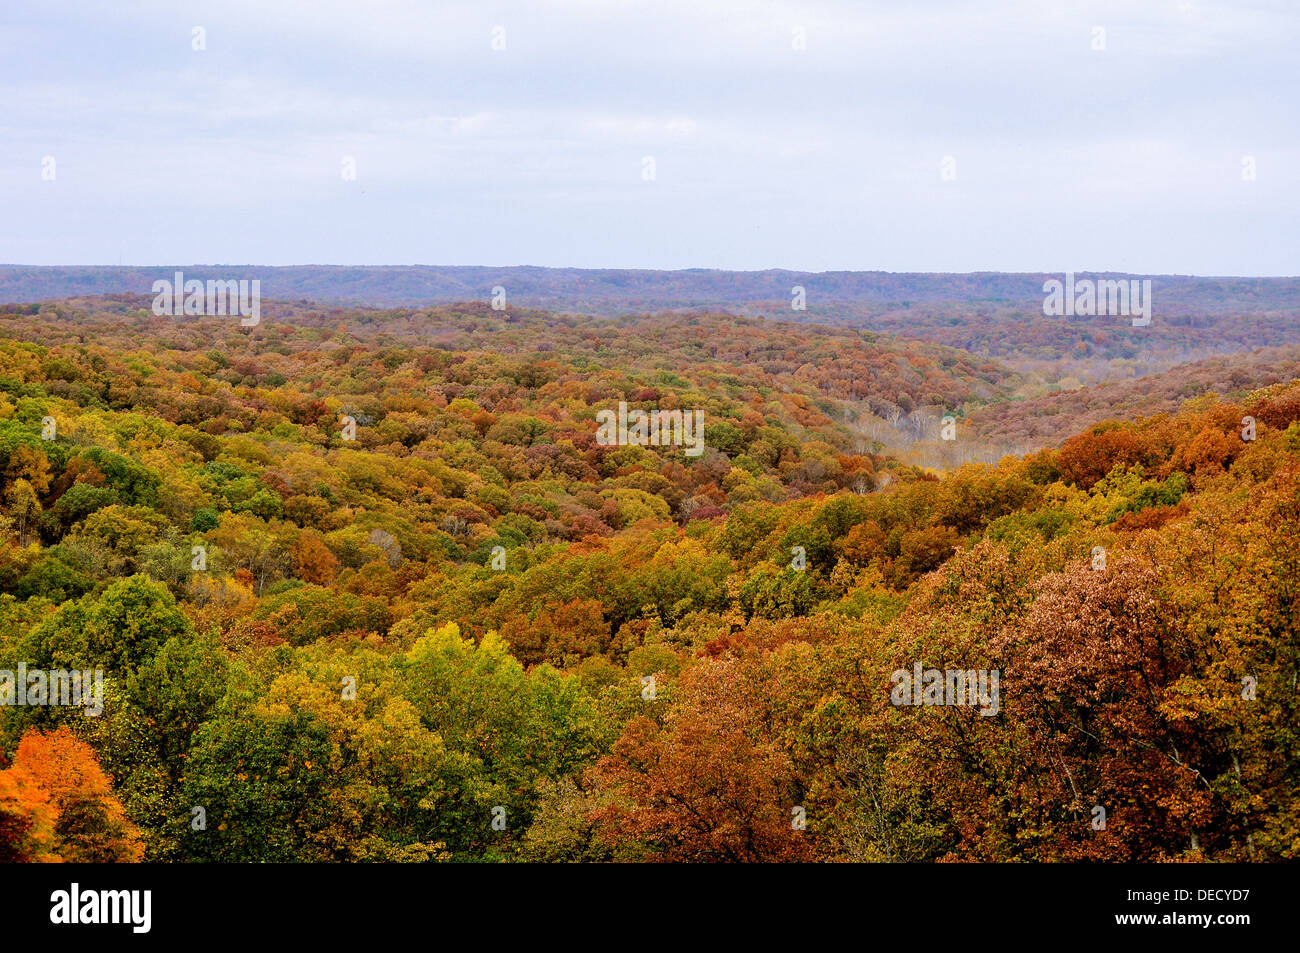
[0,298,1296,862]
[4,267,1297,389]
[4,266,1297,316]
[965,344,1300,453]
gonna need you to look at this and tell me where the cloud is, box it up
[0,0,1296,273]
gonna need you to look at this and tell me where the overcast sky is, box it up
[2,0,1296,274]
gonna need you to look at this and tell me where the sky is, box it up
[1,0,1296,274]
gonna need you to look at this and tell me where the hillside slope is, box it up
[0,298,1297,863]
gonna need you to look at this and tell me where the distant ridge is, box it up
[1,265,1297,314]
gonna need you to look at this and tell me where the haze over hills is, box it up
[2,265,1297,313]
[6,265,1299,390]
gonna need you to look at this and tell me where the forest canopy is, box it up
[0,298,1296,863]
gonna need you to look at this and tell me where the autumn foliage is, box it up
[0,298,1297,862]
[0,727,143,862]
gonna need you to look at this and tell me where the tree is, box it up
[292,529,340,585]
[21,574,191,675]
[0,727,144,862]
[5,479,40,543]
[592,655,814,862]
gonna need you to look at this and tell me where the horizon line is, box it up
[2,264,1298,280]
